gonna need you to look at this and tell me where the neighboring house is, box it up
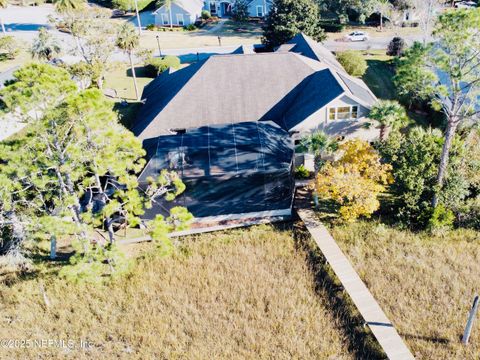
[154,0,204,27]
[204,0,272,18]
[401,9,420,22]
[133,33,378,143]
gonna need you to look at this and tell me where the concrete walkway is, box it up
[297,208,414,360]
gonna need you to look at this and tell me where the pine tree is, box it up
[0,64,190,281]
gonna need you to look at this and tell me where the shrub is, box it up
[316,139,393,222]
[427,205,455,232]
[377,127,469,228]
[319,21,345,33]
[336,50,367,77]
[146,23,157,31]
[0,36,19,60]
[387,37,406,57]
[201,10,211,20]
[184,24,196,31]
[144,56,181,77]
[456,196,480,230]
[295,164,311,179]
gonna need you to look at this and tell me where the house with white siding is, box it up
[154,0,204,27]
[153,0,272,26]
[133,33,379,142]
[204,0,272,17]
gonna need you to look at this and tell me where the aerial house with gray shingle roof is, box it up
[133,34,379,221]
[133,34,378,143]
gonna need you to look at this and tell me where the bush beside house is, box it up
[145,56,181,77]
[335,50,367,77]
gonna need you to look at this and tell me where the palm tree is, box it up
[297,131,339,174]
[157,0,173,29]
[31,27,62,61]
[134,0,142,35]
[54,0,86,13]
[0,0,8,35]
[369,100,408,141]
[116,23,140,100]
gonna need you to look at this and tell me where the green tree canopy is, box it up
[394,8,480,207]
[369,100,409,140]
[336,50,368,77]
[262,0,326,49]
[0,63,191,280]
[31,28,62,61]
[378,127,469,227]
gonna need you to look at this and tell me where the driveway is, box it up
[1,5,56,38]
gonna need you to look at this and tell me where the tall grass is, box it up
[332,221,480,359]
[0,225,352,359]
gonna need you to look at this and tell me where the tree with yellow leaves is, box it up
[316,139,393,222]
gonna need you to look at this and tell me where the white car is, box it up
[345,31,369,42]
[455,1,477,8]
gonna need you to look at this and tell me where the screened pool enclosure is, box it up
[138,121,295,219]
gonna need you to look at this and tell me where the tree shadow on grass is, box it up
[126,66,154,79]
[114,102,142,130]
[363,59,396,101]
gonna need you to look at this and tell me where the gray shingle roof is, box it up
[279,33,345,71]
[336,72,377,106]
[134,52,322,140]
[133,34,377,140]
[155,0,203,15]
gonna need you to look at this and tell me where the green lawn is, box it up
[212,20,263,39]
[360,50,396,100]
[359,50,431,127]
[104,62,154,101]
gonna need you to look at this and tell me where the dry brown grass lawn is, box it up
[0,225,353,359]
[332,221,480,360]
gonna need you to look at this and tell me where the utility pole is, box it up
[462,295,479,345]
[156,35,162,57]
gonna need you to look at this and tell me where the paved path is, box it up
[205,18,228,33]
[297,208,415,360]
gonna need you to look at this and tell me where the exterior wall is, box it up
[203,0,271,18]
[290,95,379,142]
[155,3,199,26]
[203,0,233,16]
[247,0,271,17]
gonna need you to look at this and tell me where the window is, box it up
[256,5,263,17]
[329,108,336,120]
[209,1,216,14]
[328,105,360,120]
[176,14,184,26]
[161,13,169,25]
[351,106,358,119]
[336,106,351,120]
